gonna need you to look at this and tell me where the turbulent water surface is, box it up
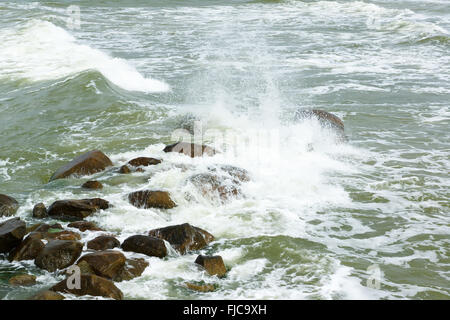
[0,0,449,300]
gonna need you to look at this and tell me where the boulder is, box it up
[185,282,215,292]
[148,223,214,254]
[0,194,19,217]
[0,217,26,253]
[9,274,36,286]
[163,142,216,158]
[128,157,161,167]
[68,221,104,232]
[121,235,167,258]
[28,290,65,300]
[49,150,113,181]
[128,190,176,209]
[51,274,123,300]
[78,250,126,279]
[8,235,45,261]
[35,240,83,272]
[47,198,110,220]
[119,165,131,174]
[87,235,120,251]
[188,173,241,201]
[32,203,47,219]
[208,165,250,182]
[30,224,80,241]
[195,255,227,277]
[293,109,346,139]
[81,180,103,190]
[113,258,149,282]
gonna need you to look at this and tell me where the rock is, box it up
[47,198,110,220]
[148,223,214,254]
[30,224,81,241]
[293,109,346,139]
[119,165,131,174]
[51,274,123,300]
[195,255,227,277]
[78,250,126,280]
[0,194,19,217]
[188,173,241,201]
[128,190,176,209]
[49,150,113,181]
[87,235,120,251]
[81,180,103,190]
[128,157,162,167]
[185,282,216,292]
[8,235,45,261]
[75,260,95,275]
[68,221,104,232]
[113,258,149,282]
[26,223,43,234]
[9,274,36,286]
[32,203,48,219]
[121,235,167,258]
[35,240,83,272]
[208,165,251,182]
[28,290,65,300]
[0,217,26,253]
[163,142,216,158]
[34,223,63,233]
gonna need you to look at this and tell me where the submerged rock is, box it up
[293,109,346,140]
[8,234,45,261]
[163,142,216,158]
[68,221,104,232]
[78,250,126,280]
[81,180,103,190]
[51,274,123,300]
[47,198,110,220]
[32,203,48,219]
[35,240,83,272]
[121,235,167,258]
[87,235,120,251]
[28,290,65,300]
[208,165,251,183]
[185,282,216,292]
[118,165,131,174]
[0,194,19,217]
[49,150,113,181]
[148,223,214,254]
[9,274,36,286]
[195,255,227,277]
[128,190,176,209]
[0,217,26,253]
[128,157,162,167]
[188,173,242,201]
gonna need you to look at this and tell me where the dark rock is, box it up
[30,224,81,241]
[0,217,26,253]
[163,142,216,158]
[51,274,123,300]
[35,240,83,272]
[49,150,113,181]
[119,165,131,174]
[121,235,167,258]
[78,250,126,279]
[0,194,19,217]
[113,258,149,282]
[188,173,241,201]
[26,223,43,234]
[34,223,63,233]
[47,198,110,220]
[32,203,47,219]
[128,190,176,209]
[28,290,65,300]
[68,221,104,232]
[148,223,214,254]
[128,157,162,167]
[185,282,215,292]
[75,260,95,275]
[294,109,346,140]
[82,180,103,190]
[9,274,36,286]
[87,235,120,251]
[195,255,227,277]
[8,235,45,261]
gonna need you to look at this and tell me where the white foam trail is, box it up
[0,20,169,93]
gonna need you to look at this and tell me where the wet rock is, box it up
[128,190,176,209]
[82,180,103,190]
[0,194,19,217]
[113,258,149,282]
[185,282,216,292]
[78,250,126,280]
[49,150,113,181]
[35,240,83,272]
[26,223,43,234]
[188,173,242,201]
[121,235,167,258]
[294,109,346,140]
[8,235,45,261]
[51,274,123,300]
[34,223,63,233]
[195,255,227,277]
[163,142,216,158]
[47,198,110,220]
[119,165,131,174]
[32,203,48,219]
[75,260,95,275]
[0,217,26,253]
[9,274,36,286]
[208,165,251,182]
[128,157,162,167]
[87,235,120,251]
[148,223,214,254]
[30,224,81,241]
[28,290,65,300]
[68,221,104,232]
